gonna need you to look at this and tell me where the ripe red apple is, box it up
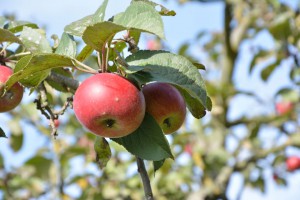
[73,73,145,138]
[142,82,186,134]
[275,101,293,115]
[0,65,23,112]
[286,156,300,172]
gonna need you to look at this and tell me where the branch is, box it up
[46,72,79,92]
[136,157,154,200]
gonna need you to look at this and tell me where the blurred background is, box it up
[1,0,300,199]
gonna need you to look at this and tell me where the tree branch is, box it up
[136,157,154,200]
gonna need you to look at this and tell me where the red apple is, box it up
[54,119,60,128]
[73,73,145,138]
[0,65,23,112]
[286,156,300,172]
[275,101,293,115]
[142,82,186,134]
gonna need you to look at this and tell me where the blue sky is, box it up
[1,0,300,199]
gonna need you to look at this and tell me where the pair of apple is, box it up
[73,73,186,138]
[0,65,24,113]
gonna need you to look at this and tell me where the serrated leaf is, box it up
[94,136,111,169]
[65,15,94,36]
[55,32,76,58]
[82,22,125,52]
[126,50,207,118]
[64,0,109,36]
[6,54,75,89]
[7,20,38,33]
[153,159,165,173]
[0,127,7,138]
[76,45,94,62]
[0,28,23,44]
[20,27,52,53]
[25,156,52,179]
[112,113,173,161]
[114,1,165,39]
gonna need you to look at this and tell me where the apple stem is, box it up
[136,157,154,200]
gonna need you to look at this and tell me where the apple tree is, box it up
[0,0,210,199]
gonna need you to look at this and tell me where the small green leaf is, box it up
[55,32,76,58]
[94,136,111,169]
[0,127,7,138]
[126,50,207,118]
[153,159,165,173]
[261,59,280,81]
[20,27,52,53]
[82,22,125,52]
[7,20,38,33]
[25,156,52,179]
[114,1,165,39]
[206,96,212,111]
[76,45,94,62]
[8,121,23,152]
[132,0,176,16]
[0,28,23,44]
[269,13,292,40]
[92,0,109,23]
[193,63,206,70]
[6,54,75,89]
[276,88,299,103]
[112,113,173,161]
[64,0,109,36]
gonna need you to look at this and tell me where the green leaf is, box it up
[276,88,299,103]
[112,113,173,161]
[25,156,52,179]
[76,45,94,62]
[6,54,75,89]
[193,63,206,70]
[114,1,165,39]
[132,0,176,16]
[94,136,111,169]
[9,126,23,152]
[91,0,109,23]
[0,127,7,138]
[7,20,38,33]
[249,50,271,73]
[20,27,52,53]
[82,22,125,52]
[64,0,109,36]
[126,50,207,118]
[153,159,165,173]
[261,59,280,81]
[269,13,292,40]
[60,146,87,165]
[55,32,76,58]
[0,28,23,44]
[206,96,212,111]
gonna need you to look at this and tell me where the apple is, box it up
[0,65,24,113]
[54,119,60,128]
[275,101,293,115]
[142,82,186,134]
[286,156,300,172]
[73,73,145,138]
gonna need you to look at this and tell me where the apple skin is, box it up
[142,82,186,134]
[73,73,145,138]
[0,65,23,113]
[286,156,300,172]
[276,101,293,115]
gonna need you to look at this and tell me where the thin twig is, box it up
[136,157,154,200]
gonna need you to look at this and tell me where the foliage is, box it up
[0,0,300,200]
